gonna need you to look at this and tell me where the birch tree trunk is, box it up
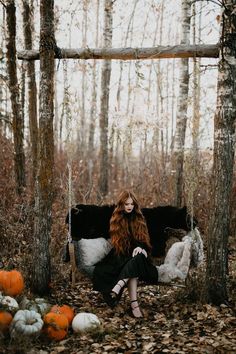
[206,0,236,305]
[32,0,55,295]
[98,0,113,196]
[6,0,26,194]
[1,7,9,136]
[60,61,72,153]
[88,0,99,157]
[124,6,150,183]
[20,61,26,137]
[156,0,164,156]
[172,0,191,207]
[152,0,165,159]
[131,8,149,114]
[192,1,202,159]
[147,9,159,112]
[116,0,138,111]
[22,0,38,184]
[125,29,135,118]
[79,0,88,150]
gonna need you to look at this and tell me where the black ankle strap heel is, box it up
[131,300,143,318]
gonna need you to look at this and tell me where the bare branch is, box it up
[0,0,7,8]
[17,44,219,61]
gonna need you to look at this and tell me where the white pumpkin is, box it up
[10,309,43,337]
[34,298,51,315]
[20,297,51,316]
[72,312,100,332]
[0,295,19,312]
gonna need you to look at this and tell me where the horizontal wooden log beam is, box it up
[17,44,219,61]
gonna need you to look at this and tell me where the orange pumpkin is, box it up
[0,270,24,296]
[50,304,75,325]
[0,311,13,332]
[43,312,69,340]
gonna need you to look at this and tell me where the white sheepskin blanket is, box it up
[73,238,113,277]
[74,228,204,282]
[77,237,113,266]
[157,228,204,283]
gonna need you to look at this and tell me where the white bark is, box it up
[88,0,100,156]
[172,0,191,207]
[98,0,113,196]
[116,0,139,111]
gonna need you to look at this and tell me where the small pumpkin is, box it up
[43,312,68,340]
[0,311,13,332]
[35,298,52,315]
[10,310,43,337]
[50,304,74,325]
[0,270,24,296]
[20,297,51,316]
[72,312,100,332]
[0,295,19,312]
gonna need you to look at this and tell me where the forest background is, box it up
[0,0,236,352]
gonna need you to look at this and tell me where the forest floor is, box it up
[0,240,235,354]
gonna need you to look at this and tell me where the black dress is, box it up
[92,213,159,294]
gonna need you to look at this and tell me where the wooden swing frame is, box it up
[18,29,215,292]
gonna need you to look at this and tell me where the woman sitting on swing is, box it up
[92,190,159,318]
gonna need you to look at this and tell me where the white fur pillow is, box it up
[156,228,204,283]
[77,238,113,267]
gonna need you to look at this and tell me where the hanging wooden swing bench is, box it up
[66,227,204,290]
[68,242,185,288]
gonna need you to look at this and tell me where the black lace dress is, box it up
[92,213,159,294]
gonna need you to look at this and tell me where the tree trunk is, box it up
[98,0,113,197]
[22,0,38,184]
[54,65,59,150]
[172,0,191,207]
[20,61,26,140]
[125,15,135,118]
[79,0,88,150]
[121,7,135,185]
[88,0,100,157]
[32,0,55,295]
[61,61,72,151]
[116,0,138,111]
[157,1,164,170]
[6,0,26,194]
[0,8,5,133]
[131,7,150,111]
[205,0,236,306]
[147,6,159,111]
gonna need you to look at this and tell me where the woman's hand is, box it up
[132,247,147,258]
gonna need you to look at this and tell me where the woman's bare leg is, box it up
[128,278,143,318]
[112,278,128,295]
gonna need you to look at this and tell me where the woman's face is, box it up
[124,197,134,213]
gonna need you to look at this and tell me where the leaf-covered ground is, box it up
[1,271,235,354]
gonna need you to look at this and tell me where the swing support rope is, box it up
[65,58,77,287]
[67,161,77,288]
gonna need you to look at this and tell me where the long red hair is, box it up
[110,191,151,255]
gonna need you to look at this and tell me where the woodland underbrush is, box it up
[0,136,235,300]
[0,137,236,353]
